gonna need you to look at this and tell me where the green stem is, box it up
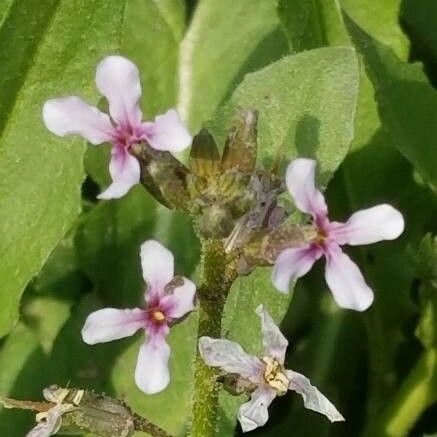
[133,412,174,437]
[369,349,437,437]
[188,240,237,437]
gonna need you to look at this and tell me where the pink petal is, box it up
[42,97,113,144]
[140,240,174,298]
[286,370,345,422]
[161,277,196,319]
[135,336,171,394]
[238,386,277,432]
[81,307,145,344]
[198,337,263,383]
[95,55,142,127]
[256,305,288,364]
[329,204,405,246]
[143,109,192,153]
[285,159,328,220]
[97,146,140,199]
[272,245,322,293]
[324,245,374,311]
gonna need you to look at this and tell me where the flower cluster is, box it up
[41,55,405,434]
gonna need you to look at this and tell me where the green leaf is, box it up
[341,0,409,60]
[111,314,198,436]
[345,15,437,192]
[0,0,126,338]
[122,0,186,118]
[208,47,359,180]
[177,0,289,131]
[277,0,348,51]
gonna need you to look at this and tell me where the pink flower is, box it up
[81,240,196,394]
[199,305,344,432]
[273,158,405,311]
[42,56,192,199]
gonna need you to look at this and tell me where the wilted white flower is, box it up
[199,305,344,432]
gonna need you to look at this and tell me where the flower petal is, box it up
[329,204,405,246]
[81,308,145,344]
[97,146,140,200]
[272,245,321,293]
[256,305,288,364]
[285,159,328,220]
[325,245,374,311]
[26,404,64,437]
[160,277,196,319]
[199,337,263,383]
[42,97,113,145]
[135,337,171,394]
[140,240,174,293]
[286,370,345,422]
[143,109,192,153]
[238,386,277,432]
[95,55,142,126]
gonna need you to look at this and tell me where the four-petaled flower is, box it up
[199,305,344,432]
[81,240,196,394]
[273,158,405,311]
[43,55,192,199]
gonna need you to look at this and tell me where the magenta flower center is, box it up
[112,124,144,149]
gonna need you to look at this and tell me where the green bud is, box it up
[237,225,308,274]
[221,109,258,175]
[218,373,257,396]
[196,204,235,239]
[131,142,190,211]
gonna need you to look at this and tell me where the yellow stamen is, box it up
[262,357,289,396]
[152,310,165,322]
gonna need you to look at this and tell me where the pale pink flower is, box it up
[199,305,344,432]
[82,240,196,394]
[273,158,405,311]
[43,55,192,199]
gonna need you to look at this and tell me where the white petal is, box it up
[144,109,192,153]
[238,386,277,432]
[286,159,328,219]
[198,337,263,383]
[135,337,171,394]
[97,146,140,200]
[42,97,113,145]
[272,246,321,293]
[26,404,64,437]
[140,240,174,290]
[81,308,145,344]
[330,204,405,246]
[161,277,196,319]
[95,55,142,126]
[325,246,374,311]
[286,370,345,422]
[256,305,288,364]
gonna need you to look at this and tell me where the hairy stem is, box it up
[369,349,437,437]
[189,239,237,437]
